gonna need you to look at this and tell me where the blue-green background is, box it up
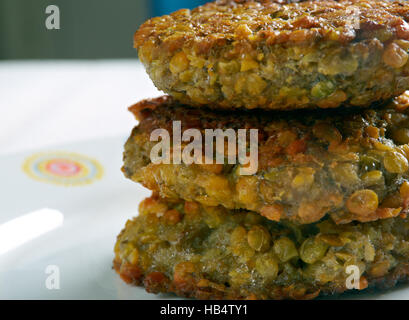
[0,0,207,59]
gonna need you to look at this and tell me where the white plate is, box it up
[0,137,408,300]
[0,137,175,300]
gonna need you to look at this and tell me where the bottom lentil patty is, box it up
[114,194,409,300]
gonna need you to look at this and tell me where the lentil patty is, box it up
[114,194,409,300]
[135,0,409,110]
[123,94,409,225]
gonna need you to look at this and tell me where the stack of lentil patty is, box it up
[114,0,409,299]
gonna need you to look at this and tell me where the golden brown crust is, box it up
[128,96,171,122]
[114,259,409,300]
[135,0,409,51]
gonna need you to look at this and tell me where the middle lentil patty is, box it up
[123,94,409,225]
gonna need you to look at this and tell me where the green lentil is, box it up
[300,237,329,264]
[273,237,299,262]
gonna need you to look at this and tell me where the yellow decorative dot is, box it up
[22,152,103,186]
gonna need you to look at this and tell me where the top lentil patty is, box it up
[123,93,409,225]
[135,0,409,110]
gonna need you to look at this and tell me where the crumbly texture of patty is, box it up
[114,194,409,300]
[123,94,409,225]
[135,0,409,110]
